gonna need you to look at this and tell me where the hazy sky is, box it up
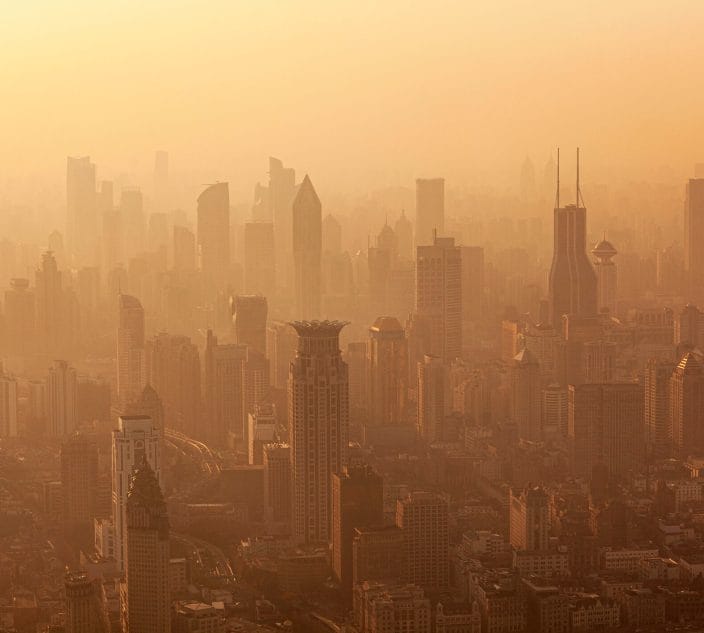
[1,0,703,199]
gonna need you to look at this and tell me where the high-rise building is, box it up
[266,321,298,389]
[352,525,405,587]
[645,359,675,459]
[396,492,449,591]
[292,175,322,319]
[36,251,68,355]
[346,342,369,425]
[145,333,200,438]
[461,245,484,335]
[685,179,704,299]
[289,320,349,544]
[592,238,618,315]
[674,304,704,348]
[233,294,268,355]
[548,152,598,326]
[204,330,247,445]
[569,383,644,479]
[510,349,542,441]
[197,182,230,281]
[67,156,97,266]
[416,236,462,363]
[64,571,102,633]
[669,352,704,457]
[0,366,18,438]
[117,294,146,407]
[60,433,98,528]
[243,222,275,297]
[241,349,270,447]
[541,383,568,438]
[173,226,196,271]
[248,403,277,465]
[394,210,414,262]
[263,442,291,524]
[369,317,408,427]
[418,355,448,443]
[509,486,549,551]
[268,157,297,289]
[4,278,35,356]
[332,466,384,598]
[112,415,162,571]
[47,360,77,437]
[122,459,170,633]
[415,178,444,247]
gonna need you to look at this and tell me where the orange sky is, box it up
[1,0,702,199]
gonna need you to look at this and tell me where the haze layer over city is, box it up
[3,3,704,633]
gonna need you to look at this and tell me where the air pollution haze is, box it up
[3,3,704,633]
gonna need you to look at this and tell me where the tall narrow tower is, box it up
[548,149,598,326]
[117,294,146,408]
[292,175,322,319]
[197,182,230,284]
[289,320,349,544]
[592,237,618,315]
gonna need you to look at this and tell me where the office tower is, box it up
[669,352,704,456]
[66,156,97,266]
[242,349,270,447]
[145,333,201,437]
[204,330,248,445]
[415,178,444,247]
[461,245,484,325]
[346,341,369,424]
[645,359,675,459]
[248,403,277,465]
[509,486,549,551]
[120,188,145,260]
[243,222,275,296]
[332,466,384,598]
[197,182,230,280]
[674,304,704,348]
[395,492,449,591]
[418,355,448,443]
[323,213,342,254]
[117,294,146,407]
[36,251,66,355]
[685,178,704,298]
[0,367,18,438]
[60,433,98,528]
[266,321,298,389]
[548,151,598,326]
[394,210,413,262]
[173,225,196,271]
[263,443,291,524]
[64,571,101,633]
[369,317,408,426]
[292,175,322,319]
[510,349,541,441]
[569,383,645,479]
[289,320,349,544]
[592,237,618,314]
[583,340,617,383]
[4,278,35,356]
[542,383,567,438]
[112,415,162,571]
[415,236,462,363]
[122,460,170,633]
[47,360,77,437]
[233,294,268,355]
[268,157,297,287]
[352,526,405,587]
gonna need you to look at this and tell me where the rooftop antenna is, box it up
[554,148,560,209]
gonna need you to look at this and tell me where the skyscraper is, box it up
[592,237,618,315]
[4,278,35,356]
[645,359,675,459]
[509,486,549,551]
[243,222,275,297]
[267,320,298,389]
[415,178,444,247]
[685,178,704,299]
[292,175,322,320]
[117,294,146,407]
[64,571,102,633]
[669,352,704,457]
[66,156,97,267]
[197,182,230,281]
[396,491,449,591]
[173,225,196,271]
[417,355,448,443]
[263,442,291,524]
[289,320,349,544]
[510,349,542,442]
[268,157,297,289]
[548,151,598,326]
[369,317,408,426]
[332,466,384,599]
[122,460,171,633]
[233,294,268,355]
[36,251,67,355]
[112,415,162,571]
[0,366,18,438]
[60,433,98,528]
[47,360,77,437]
[415,236,462,363]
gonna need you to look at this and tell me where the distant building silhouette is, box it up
[197,182,230,282]
[47,360,77,437]
[292,176,322,320]
[66,156,97,266]
[117,294,146,407]
[415,178,444,247]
